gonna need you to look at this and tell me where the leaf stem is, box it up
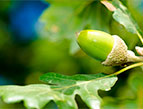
[97,62,143,81]
[113,62,143,76]
[136,31,143,45]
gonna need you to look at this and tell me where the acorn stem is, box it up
[127,50,143,62]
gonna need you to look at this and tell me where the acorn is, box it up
[76,30,143,66]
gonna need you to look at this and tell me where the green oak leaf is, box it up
[101,0,143,35]
[112,0,142,34]
[0,73,117,109]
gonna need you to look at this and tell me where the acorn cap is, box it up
[102,35,128,66]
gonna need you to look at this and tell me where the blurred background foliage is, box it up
[0,0,143,108]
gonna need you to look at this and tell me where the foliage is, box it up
[0,73,117,108]
[0,0,143,109]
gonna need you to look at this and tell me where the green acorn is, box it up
[76,30,143,66]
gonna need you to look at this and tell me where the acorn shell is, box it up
[77,30,114,61]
